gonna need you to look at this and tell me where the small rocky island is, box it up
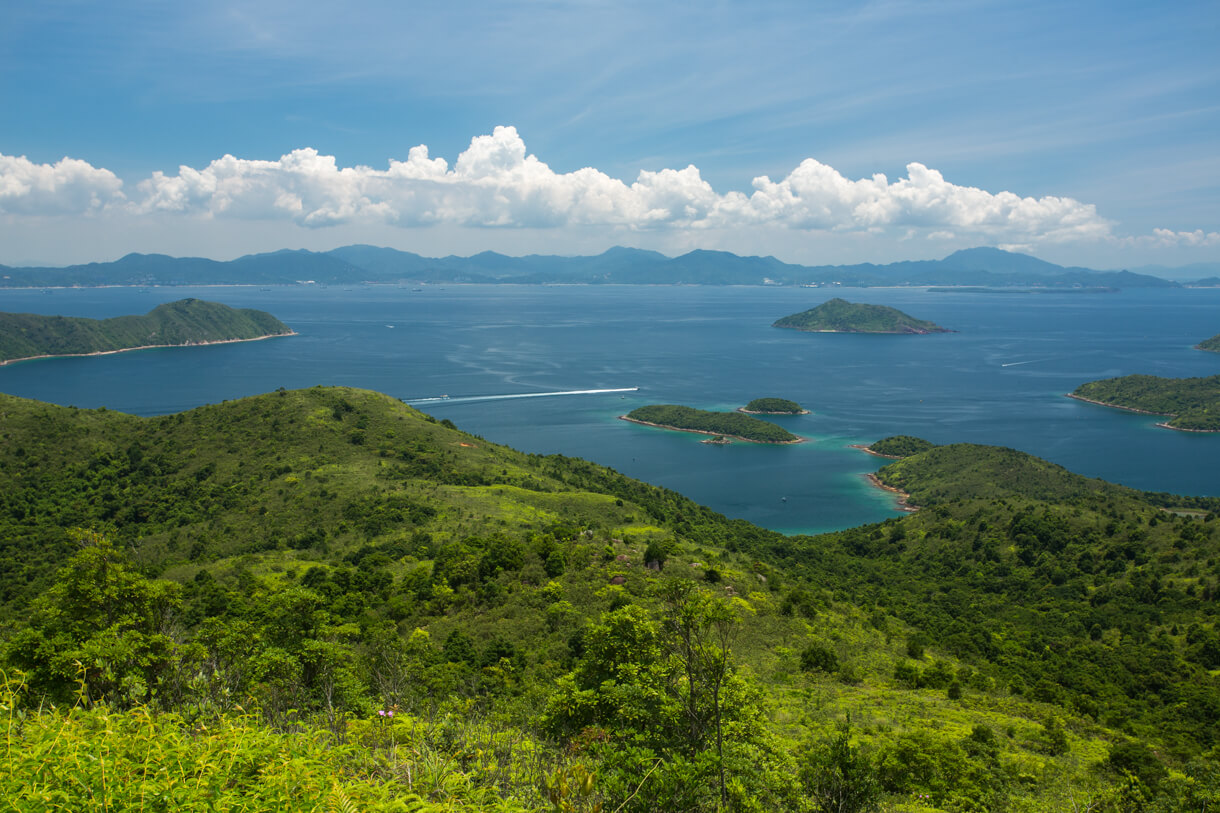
[1069,374,1220,432]
[773,298,952,334]
[0,299,294,365]
[621,404,802,444]
[738,398,809,415]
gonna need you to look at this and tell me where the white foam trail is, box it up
[1001,358,1051,367]
[406,387,638,405]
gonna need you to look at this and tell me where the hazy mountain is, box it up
[0,245,1184,289]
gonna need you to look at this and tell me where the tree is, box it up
[4,530,183,706]
[799,723,881,813]
[656,577,738,810]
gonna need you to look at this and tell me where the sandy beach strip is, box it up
[0,331,297,367]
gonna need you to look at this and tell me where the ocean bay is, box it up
[1,283,1217,534]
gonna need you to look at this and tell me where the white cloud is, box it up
[1142,228,1220,247]
[0,128,1208,259]
[0,154,124,215]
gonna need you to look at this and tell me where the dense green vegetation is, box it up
[1198,333,1220,353]
[0,299,292,364]
[624,404,800,443]
[773,298,952,334]
[742,397,807,414]
[865,435,937,458]
[0,388,1218,810]
[1072,373,1220,430]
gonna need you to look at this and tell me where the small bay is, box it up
[2,283,1217,534]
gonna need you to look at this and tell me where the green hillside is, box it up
[1071,373,1220,431]
[773,298,951,334]
[1198,333,1220,353]
[0,298,293,363]
[0,391,1217,811]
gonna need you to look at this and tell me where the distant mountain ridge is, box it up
[0,245,1183,289]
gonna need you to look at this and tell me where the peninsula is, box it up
[1198,333,1220,353]
[621,404,802,444]
[854,435,937,459]
[773,298,952,334]
[1069,374,1220,431]
[738,397,809,415]
[0,299,294,365]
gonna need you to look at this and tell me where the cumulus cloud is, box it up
[1145,228,1220,247]
[0,128,1201,255]
[0,153,124,214]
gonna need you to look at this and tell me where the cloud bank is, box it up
[1,127,1211,250]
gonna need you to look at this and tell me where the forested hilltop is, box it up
[0,390,1217,810]
[1070,373,1220,431]
[623,404,801,443]
[1199,333,1220,353]
[0,299,293,364]
[773,298,952,334]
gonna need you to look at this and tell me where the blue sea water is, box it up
[1,284,1217,535]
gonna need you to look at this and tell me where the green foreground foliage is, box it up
[772,298,951,334]
[1072,373,1220,430]
[625,404,799,443]
[0,299,291,364]
[0,389,1218,810]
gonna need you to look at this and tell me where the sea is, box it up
[1,284,1217,535]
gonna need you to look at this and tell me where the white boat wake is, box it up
[406,387,638,405]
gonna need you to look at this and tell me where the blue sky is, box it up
[1,0,1217,269]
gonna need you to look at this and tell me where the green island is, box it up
[1070,373,1220,431]
[0,387,1217,811]
[622,404,801,443]
[773,297,952,334]
[739,397,809,414]
[1198,333,1220,353]
[0,298,294,365]
[858,434,938,458]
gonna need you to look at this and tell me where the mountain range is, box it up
[0,245,1203,289]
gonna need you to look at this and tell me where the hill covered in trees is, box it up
[623,404,801,443]
[0,390,1216,810]
[1071,373,1220,431]
[1199,333,1220,353]
[0,299,293,364]
[773,298,952,334]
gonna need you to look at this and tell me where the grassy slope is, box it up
[0,299,292,363]
[0,392,1217,809]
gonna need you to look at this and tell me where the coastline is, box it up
[0,331,297,367]
[736,407,811,415]
[865,473,918,511]
[849,443,902,459]
[617,415,806,445]
[1065,392,1219,433]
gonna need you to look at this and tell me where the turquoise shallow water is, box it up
[2,284,1217,534]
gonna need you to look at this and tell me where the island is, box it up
[853,435,937,459]
[1068,374,1220,431]
[773,298,952,334]
[620,404,802,444]
[1198,333,1220,353]
[0,299,294,365]
[739,397,809,415]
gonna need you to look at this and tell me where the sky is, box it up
[1,0,1217,270]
